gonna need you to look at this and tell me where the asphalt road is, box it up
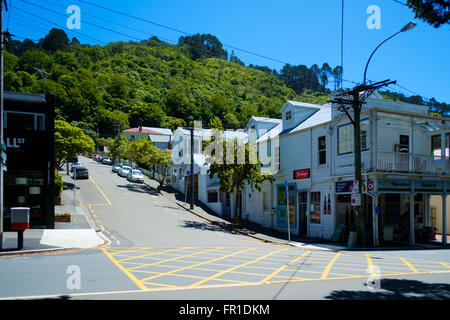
[1,156,450,301]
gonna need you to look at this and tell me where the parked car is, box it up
[118,166,132,177]
[70,162,82,172]
[127,169,144,183]
[97,155,105,162]
[73,166,89,179]
[93,154,99,161]
[102,157,113,165]
[112,162,122,173]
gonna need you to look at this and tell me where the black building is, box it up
[3,91,55,229]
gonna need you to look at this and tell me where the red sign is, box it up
[293,168,310,179]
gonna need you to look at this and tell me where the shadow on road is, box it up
[180,220,251,235]
[116,184,157,195]
[325,278,450,300]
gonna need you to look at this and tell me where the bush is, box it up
[55,172,63,197]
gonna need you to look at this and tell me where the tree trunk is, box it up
[234,187,240,225]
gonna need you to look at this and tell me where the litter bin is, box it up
[11,207,30,250]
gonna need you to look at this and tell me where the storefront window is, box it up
[4,169,45,223]
[310,191,321,224]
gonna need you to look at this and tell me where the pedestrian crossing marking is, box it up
[101,246,450,291]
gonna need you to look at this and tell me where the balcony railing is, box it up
[376,152,449,175]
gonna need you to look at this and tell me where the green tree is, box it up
[207,139,273,225]
[54,120,95,169]
[178,33,228,60]
[39,28,69,52]
[406,0,449,28]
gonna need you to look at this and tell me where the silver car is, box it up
[127,170,144,183]
[119,166,132,177]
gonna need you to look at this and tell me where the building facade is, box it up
[3,91,55,229]
[243,94,449,246]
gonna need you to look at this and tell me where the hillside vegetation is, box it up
[6,28,447,139]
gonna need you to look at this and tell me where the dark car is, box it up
[97,155,105,162]
[102,157,113,165]
[73,166,89,179]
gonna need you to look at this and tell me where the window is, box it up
[285,111,292,120]
[208,192,218,203]
[318,136,326,165]
[5,111,45,131]
[263,192,269,212]
[274,146,280,169]
[431,134,449,160]
[430,207,436,228]
[310,191,321,224]
[337,119,369,155]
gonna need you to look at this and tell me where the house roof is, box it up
[280,103,332,136]
[281,100,322,113]
[124,127,173,135]
[148,134,171,143]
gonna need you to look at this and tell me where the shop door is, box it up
[298,192,308,237]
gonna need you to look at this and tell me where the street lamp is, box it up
[352,21,416,247]
[363,21,416,85]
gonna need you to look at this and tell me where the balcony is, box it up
[376,152,449,175]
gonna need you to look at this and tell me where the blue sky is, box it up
[8,0,450,103]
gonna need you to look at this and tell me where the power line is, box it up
[392,0,409,7]
[39,0,177,44]
[11,5,107,44]
[10,34,39,42]
[21,0,145,42]
[75,0,291,65]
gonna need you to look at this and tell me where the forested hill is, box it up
[4,29,333,138]
[5,29,447,139]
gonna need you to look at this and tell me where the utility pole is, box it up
[115,124,121,163]
[190,127,194,210]
[0,0,7,249]
[182,126,196,210]
[330,79,396,247]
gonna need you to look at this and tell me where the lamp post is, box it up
[363,21,416,85]
[353,21,416,247]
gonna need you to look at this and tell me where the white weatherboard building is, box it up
[170,127,247,216]
[242,93,449,246]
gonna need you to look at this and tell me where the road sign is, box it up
[367,179,374,192]
[351,180,359,193]
[351,193,361,206]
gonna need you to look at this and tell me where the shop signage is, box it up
[351,193,361,206]
[378,179,411,192]
[413,180,444,192]
[335,181,353,193]
[351,180,359,193]
[293,168,310,179]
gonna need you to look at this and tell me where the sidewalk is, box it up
[0,170,108,256]
[143,178,346,251]
[143,177,450,252]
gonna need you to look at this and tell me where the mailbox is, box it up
[11,207,30,230]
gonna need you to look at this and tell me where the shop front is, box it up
[3,92,55,229]
[335,180,374,245]
[375,178,443,246]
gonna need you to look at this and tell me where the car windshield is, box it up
[76,167,87,172]
[123,167,131,172]
[132,171,143,176]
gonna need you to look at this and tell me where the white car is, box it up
[127,170,144,183]
[119,166,132,177]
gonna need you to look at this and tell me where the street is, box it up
[1,157,450,300]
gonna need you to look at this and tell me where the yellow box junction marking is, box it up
[320,252,342,279]
[101,247,450,291]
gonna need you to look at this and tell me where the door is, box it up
[298,191,308,237]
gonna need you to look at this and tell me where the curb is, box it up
[143,180,450,252]
[143,181,309,248]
